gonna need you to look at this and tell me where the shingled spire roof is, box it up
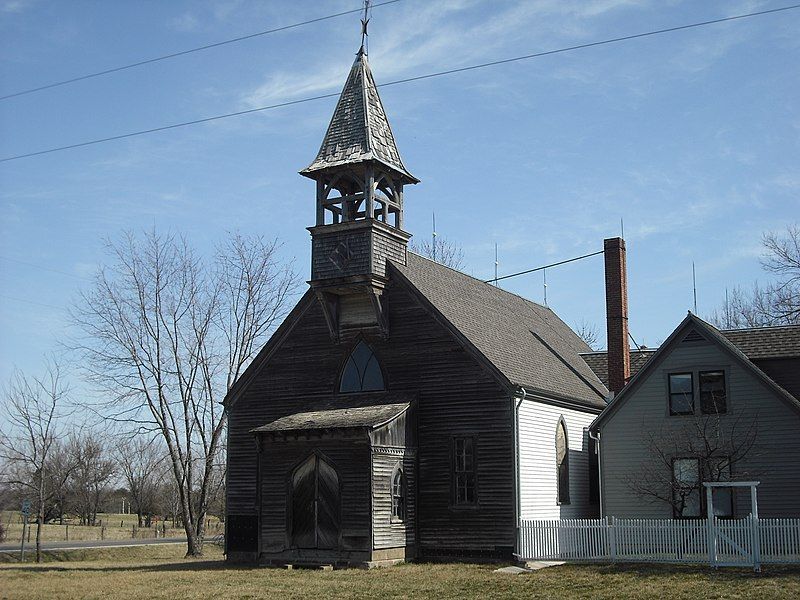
[300,50,418,183]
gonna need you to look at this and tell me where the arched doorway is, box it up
[290,454,340,549]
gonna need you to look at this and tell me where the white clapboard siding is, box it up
[517,400,598,519]
[518,517,800,567]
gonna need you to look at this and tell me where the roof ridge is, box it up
[720,324,800,332]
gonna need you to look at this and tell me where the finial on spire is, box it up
[359,0,371,55]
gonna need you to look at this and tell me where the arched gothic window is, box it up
[391,465,405,521]
[339,341,385,393]
[556,417,570,505]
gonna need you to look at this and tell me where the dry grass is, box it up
[1,545,799,600]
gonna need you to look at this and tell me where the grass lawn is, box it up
[1,545,798,599]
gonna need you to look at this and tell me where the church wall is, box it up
[517,399,599,519]
[226,277,516,560]
[371,450,416,552]
[368,280,515,557]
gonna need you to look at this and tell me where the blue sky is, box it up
[1,0,798,387]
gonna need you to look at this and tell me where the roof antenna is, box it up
[543,267,548,306]
[494,243,499,287]
[359,0,371,55]
[725,287,730,328]
[432,211,437,263]
[692,261,698,314]
[620,217,625,239]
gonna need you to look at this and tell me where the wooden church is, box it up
[223,41,618,567]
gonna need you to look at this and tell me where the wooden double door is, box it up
[290,454,340,549]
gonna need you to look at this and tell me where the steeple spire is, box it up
[300,51,417,184]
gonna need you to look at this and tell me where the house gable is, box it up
[593,313,800,519]
[591,313,800,433]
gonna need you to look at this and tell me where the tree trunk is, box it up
[137,511,143,528]
[36,473,44,563]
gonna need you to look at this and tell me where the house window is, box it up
[668,373,694,415]
[339,341,384,393]
[672,458,701,518]
[700,370,727,414]
[556,418,570,505]
[391,466,405,521]
[452,437,476,505]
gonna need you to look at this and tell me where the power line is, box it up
[0,255,93,282]
[0,0,403,102]
[0,294,67,312]
[486,250,604,284]
[2,4,797,164]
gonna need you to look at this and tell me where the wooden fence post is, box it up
[750,486,761,573]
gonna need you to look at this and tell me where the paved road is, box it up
[0,537,187,552]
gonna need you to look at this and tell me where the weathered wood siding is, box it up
[371,451,416,550]
[518,400,599,519]
[258,435,371,554]
[226,278,515,559]
[599,337,800,518]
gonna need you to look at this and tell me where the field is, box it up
[0,512,220,543]
[1,545,799,600]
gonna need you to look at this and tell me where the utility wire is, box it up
[0,0,403,101]
[0,255,93,282]
[487,250,604,284]
[2,4,797,164]
[0,294,67,312]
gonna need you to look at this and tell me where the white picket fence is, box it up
[518,516,800,569]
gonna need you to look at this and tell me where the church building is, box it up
[223,41,615,566]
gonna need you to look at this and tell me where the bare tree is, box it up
[41,440,76,524]
[71,229,298,556]
[117,437,166,527]
[574,319,600,350]
[68,434,116,526]
[411,237,465,270]
[710,224,800,328]
[625,413,759,517]
[0,361,70,562]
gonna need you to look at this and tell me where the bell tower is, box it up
[300,40,419,343]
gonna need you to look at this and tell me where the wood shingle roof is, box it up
[300,51,417,183]
[720,325,800,359]
[252,401,410,433]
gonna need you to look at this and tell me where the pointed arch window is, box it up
[339,341,385,393]
[556,417,570,505]
[391,464,405,522]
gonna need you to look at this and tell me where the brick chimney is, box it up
[604,237,631,396]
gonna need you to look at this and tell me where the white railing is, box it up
[518,516,800,569]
